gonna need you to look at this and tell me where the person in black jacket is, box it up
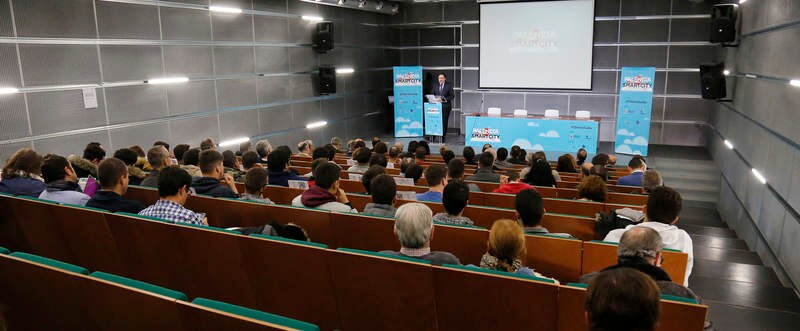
[432,73,456,142]
[190,150,239,198]
[86,158,144,213]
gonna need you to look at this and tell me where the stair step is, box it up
[706,300,800,331]
[692,259,784,287]
[691,234,749,250]
[689,276,800,312]
[693,246,763,265]
[682,224,737,238]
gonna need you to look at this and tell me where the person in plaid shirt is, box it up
[139,166,207,226]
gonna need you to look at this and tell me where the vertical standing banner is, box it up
[424,102,443,136]
[615,67,656,156]
[393,66,424,137]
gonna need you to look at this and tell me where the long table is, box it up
[464,113,599,153]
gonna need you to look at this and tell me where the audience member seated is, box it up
[494,147,513,168]
[580,161,594,177]
[113,148,146,186]
[255,139,272,164]
[480,219,557,281]
[604,186,693,286]
[404,163,424,185]
[493,170,535,194]
[524,152,561,182]
[236,140,252,156]
[418,141,431,155]
[200,137,216,151]
[387,146,402,168]
[191,150,239,198]
[581,227,701,301]
[591,153,610,168]
[69,142,105,178]
[577,175,607,203]
[417,164,447,202]
[482,143,492,152]
[292,162,357,213]
[238,151,262,183]
[515,189,550,235]
[363,174,397,218]
[129,145,151,171]
[576,148,588,166]
[330,137,344,152]
[173,144,190,165]
[222,150,244,182]
[306,158,328,186]
[462,146,477,165]
[373,141,388,155]
[608,154,617,167]
[0,148,46,197]
[466,152,501,183]
[347,148,372,174]
[140,146,171,188]
[38,154,90,205]
[642,169,663,194]
[371,136,381,148]
[523,158,557,187]
[585,268,661,331]
[139,166,207,225]
[432,180,473,226]
[447,159,480,192]
[413,146,427,166]
[267,148,307,187]
[87,158,144,213]
[239,167,274,204]
[441,148,456,165]
[380,203,461,265]
[617,157,647,187]
[369,153,388,168]
[557,154,579,173]
[508,145,527,165]
[312,146,332,161]
[180,148,202,177]
[361,165,386,194]
[296,140,313,158]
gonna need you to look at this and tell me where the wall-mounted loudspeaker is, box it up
[319,66,336,95]
[313,22,334,53]
[700,62,726,100]
[710,4,739,44]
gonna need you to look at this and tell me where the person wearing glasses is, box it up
[139,166,208,226]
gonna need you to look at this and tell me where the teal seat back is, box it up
[90,271,188,300]
[336,247,431,264]
[442,264,556,283]
[192,297,320,331]
[250,234,327,249]
[0,246,9,255]
[10,252,89,275]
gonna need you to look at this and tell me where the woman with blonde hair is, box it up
[479,219,557,282]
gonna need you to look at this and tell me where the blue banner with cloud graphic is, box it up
[615,67,656,156]
[393,66,424,137]
[464,116,598,153]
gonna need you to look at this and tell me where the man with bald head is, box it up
[580,226,700,301]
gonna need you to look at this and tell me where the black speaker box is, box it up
[711,4,739,43]
[313,22,334,53]
[319,66,336,95]
[700,63,726,100]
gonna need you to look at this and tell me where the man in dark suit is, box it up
[432,73,455,142]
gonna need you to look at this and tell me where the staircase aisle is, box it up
[650,146,800,330]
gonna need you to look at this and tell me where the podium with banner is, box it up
[424,102,443,137]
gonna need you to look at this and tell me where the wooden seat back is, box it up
[581,241,688,285]
[525,234,583,283]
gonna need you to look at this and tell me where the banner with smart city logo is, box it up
[393,66,424,137]
[464,116,598,153]
[615,67,656,156]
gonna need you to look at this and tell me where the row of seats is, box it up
[124,186,688,283]
[0,194,705,330]
[0,248,319,331]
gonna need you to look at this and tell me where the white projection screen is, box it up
[479,0,595,89]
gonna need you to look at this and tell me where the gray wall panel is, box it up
[105,85,169,124]
[12,0,96,38]
[216,78,258,109]
[27,90,107,135]
[100,46,164,82]
[167,81,218,115]
[20,45,100,86]
[257,76,291,102]
[109,123,171,151]
[483,93,524,115]
[595,0,621,16]
[254,15,289,42]
[0,45,21,86]
[212,13,255,41]
[254,0,288,12]
[164,46,215,77]
[259,105,293,132]
[620,20,669,42]
[33,131,109,158]
[620,0,671,16]
[443,1,478,21]
[169,115,220,146]
[96,1,160,39]
[221,109,260,139]
[0,1,12,37]
[160,7,213,41]
[214,46,255,76]
[0,94,29,140]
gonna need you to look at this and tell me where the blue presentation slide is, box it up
[393,66,424,137]
[615,67,656,156]
[465,116,598,153]
[424,102,443,136]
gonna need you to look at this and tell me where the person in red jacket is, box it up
[492,170,535,194]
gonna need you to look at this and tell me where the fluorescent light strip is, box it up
[302,15,324,21]
[790,79,800,87]
[336,68,355,74]
[724,139,734,149]
[723,70,730,76]
[219,137,250,147]
[745,74,757,79]
[146,77,189,85]
[306,121,328,129]
[0,87,19,95]
[752,168,767,184]
[209,6,243,14]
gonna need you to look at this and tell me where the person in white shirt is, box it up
[604,186,693,286]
